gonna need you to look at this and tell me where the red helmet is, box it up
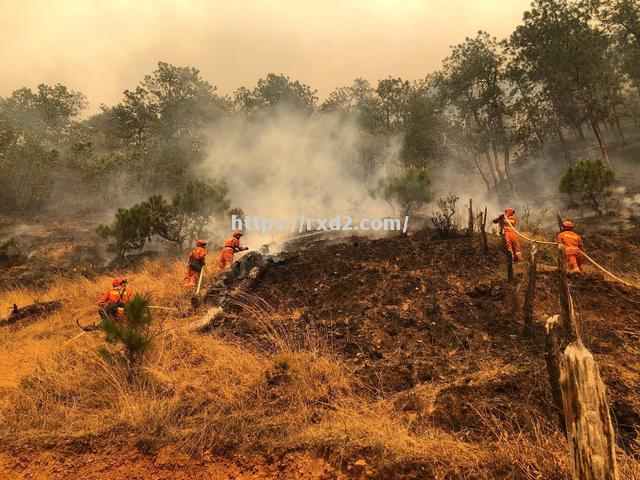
[196,239,208,247]
[112,276,127,287]
[505,208,515,216]
[232,230,243,238]
[562,220,574,230]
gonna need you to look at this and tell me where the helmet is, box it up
[562,220,574,230]
[112,276,127,287]
[505,208,515,216]
[232,230,243,238]
[196,239,208,247]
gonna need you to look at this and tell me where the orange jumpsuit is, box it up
[557,230,584,273]
[184,246,207,287]
[493,214,523,262]
[98,286,132,319]
[217,237,244,270]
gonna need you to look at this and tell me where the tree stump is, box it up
[560,341,618,480]
[466,198,474,236]
[523,243,538,336]
[545,315,565,433]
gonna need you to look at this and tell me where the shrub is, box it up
[431,194,459,236]
[377,166,434,218]
[559,159,614,215]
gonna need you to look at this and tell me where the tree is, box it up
[162,179,231,247]
[510,0,619,168]
[234,73,317,114]
[377,167,434,218]
[97,202,156,258]
[97,179,232,256]
[559,158,614,215]
[100,293,154,366]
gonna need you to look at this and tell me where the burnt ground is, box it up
[212,228,640,453]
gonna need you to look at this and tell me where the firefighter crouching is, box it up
[98,276,132,321]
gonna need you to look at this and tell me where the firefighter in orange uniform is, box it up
[493,208,524,262]
[217,230,248,270]
[184,239,208,288]
[98,277,132,321]
[557,220,584,273]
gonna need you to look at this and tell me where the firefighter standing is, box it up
[217,230,248,271]
[98,277,132,321]
[557,220,584,273]
[184,239,208,288]
[493,208,524,262]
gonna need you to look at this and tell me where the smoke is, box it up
[201,109,401,246]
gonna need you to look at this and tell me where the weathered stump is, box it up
[560,341,618,480]
[466,198,474,236]
[545,315,566,433]
[523,243,538,336]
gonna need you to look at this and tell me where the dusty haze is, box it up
[1,0,530,112]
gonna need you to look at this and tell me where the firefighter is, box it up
[557,220,584,273]
[217,230,248,270]
[184,239,208,288]
[98,276,132,321]
[493,208,523,262]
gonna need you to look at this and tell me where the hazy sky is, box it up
[0,0,531,112]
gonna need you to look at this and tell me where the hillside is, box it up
[1,221,639,479]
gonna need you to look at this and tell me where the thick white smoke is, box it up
[202,109,401,247]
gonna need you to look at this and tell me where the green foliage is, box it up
[559,159,614,215]
[378,167,434,217]
[234,73,317,113]
[98,179,232,256]
[97,202,156,258]
[100,293,154,365]
[431,194,460,236]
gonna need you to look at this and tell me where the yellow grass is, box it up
[0,259,638,479]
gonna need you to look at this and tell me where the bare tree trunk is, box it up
[491,140,505,182]
[523,243,538,336]
[611,103,626,146]
[545,315,566,434]
[485,150,499,187]
[560,341,619,480]
[580,87,612,170]
[471,150,491,191]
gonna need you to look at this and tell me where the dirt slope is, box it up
[217,228,640,451]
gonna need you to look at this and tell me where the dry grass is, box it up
[1,259,638,479]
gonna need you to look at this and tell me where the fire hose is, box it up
[501,214,638,289]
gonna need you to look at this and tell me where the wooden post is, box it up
[545,315,566,433]
[480,206,489,255]
[523,243,538,336]
[502,233,514,283]
[467,198,474,236]
[558,245,579,341]
[560,341,619,480]
[556,210,564,230]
